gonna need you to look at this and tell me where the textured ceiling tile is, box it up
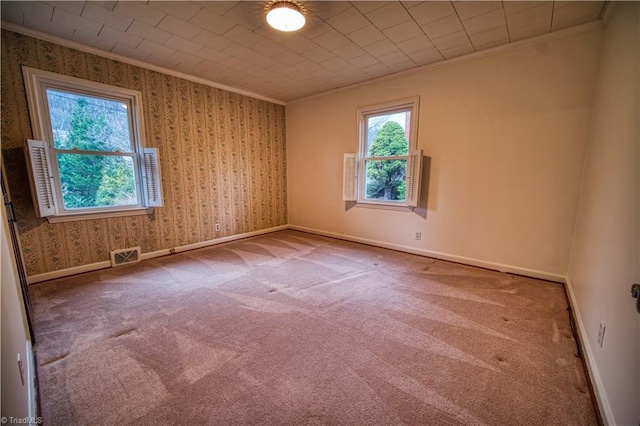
[100,25,143,48]
[502,1,549,16]
[279,36,318,54]
[302,45,335,62]
[114,1,166,27]
[1,0,609,102]
[509,21,550,42]
[326,6,370,34]
[194,1,238,16]
[299,19,333,39]
[222,43,258,60]
[453,1,503,21]
[406,1,455,26]
[52,7,103,36]
[164,34,203,54]
[82,2,132,32]
[431,30,470,51]
[333,43,367,61]
[351,1,389,14]
[440,42,475,59]
[313,29,351,50]
[321,56,350,72]
[47,1,85,15]
[1,5,24,24]
[223,25,264,47]
[127,20,172,44]
[223,56,251,71]
[111,42,151,61]
[169,49,205,68]
[91,1,117,12]
[551,1,604,31]
[221,1,265,31]
[253,24,296,43]
[24,15,73,40]
[252,38,286,57]
[506,2,553,28]
[406,46,443,66]
[136,39,177,59]
[193,46,230,63]
[469,25,510,49]
[348,53,380,68]
[294,59,325,73]
[72,28,116,52]
[383,19,424,44]
[421,14,464,40]
[158,15,202,40]
[306,1,352,19]
[361,62,392,77]
[377,49,412,67]
[365,2,412,30]
[192,30,232,51]
[189,8,235,35]
[273,50,307,66]
[396,35,434,54]
[462,8,507,36]
[148,1,202,21]
[346,25,386,47]
[146,53,181,69]
[363,39,398,57]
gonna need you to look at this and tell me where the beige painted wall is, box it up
[567,3,640,424]
[287,28,602,276]
[1,30,287,277]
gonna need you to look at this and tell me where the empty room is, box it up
[1,1,638,425]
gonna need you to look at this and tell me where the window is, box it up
[343,97,422,209]
[22,67,162,223]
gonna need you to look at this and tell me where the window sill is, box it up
[46,207,155,223]
[354,201,414,212]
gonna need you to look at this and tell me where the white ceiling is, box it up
[1,1,608,103]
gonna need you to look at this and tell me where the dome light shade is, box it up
[266,2,305,32]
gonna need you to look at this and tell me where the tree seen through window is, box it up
[47,90,137,209]
[364,112,410,201]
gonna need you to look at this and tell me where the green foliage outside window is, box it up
[50,95,137,209]
[366,121,408,200]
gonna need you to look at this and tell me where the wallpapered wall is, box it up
[1,30,287,277]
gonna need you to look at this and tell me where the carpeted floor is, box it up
[30,230,599,425]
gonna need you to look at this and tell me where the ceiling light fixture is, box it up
[266,2,305,32]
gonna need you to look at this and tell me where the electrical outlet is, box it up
[597,321,606,348]
[415,232,421,240]
[215,223,221,232]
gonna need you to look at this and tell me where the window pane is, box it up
[366,110,410,157]
[365,159,407,201]
[57,153,137,209]
[46,89,133,152]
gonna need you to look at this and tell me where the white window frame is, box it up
[343,97,422,210]
[22,67,162,223]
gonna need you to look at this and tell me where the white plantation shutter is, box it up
[406,150,423,207]
[342,153,357,201]
[142,147,163,207]
[24,139,56,217]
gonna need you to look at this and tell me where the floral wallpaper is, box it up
[1,30,287,277]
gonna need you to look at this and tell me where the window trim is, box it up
[355,96,420,209]
[22,67,162,222]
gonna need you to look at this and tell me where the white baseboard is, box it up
[140,225,289,260]
[27,225,289,284]
[27,260,112,284]
[564,277,613,425]
[289,225,567,283]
